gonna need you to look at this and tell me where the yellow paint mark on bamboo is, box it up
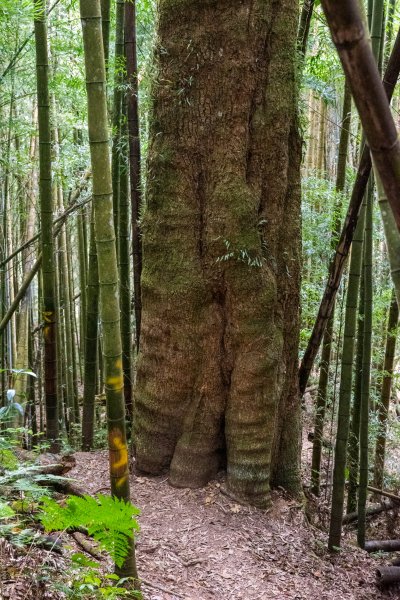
[43,312,54,341]
[115,475,127,489]
[43,311,54,323]
[109,427,128,476]
[106,358,123,390]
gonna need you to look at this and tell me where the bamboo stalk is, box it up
[299,25,400,395]
[367,485,400,503]
[125,0,143,351]
[321,0,400,226]
[0,172,91,269]
[367,540,400,552]
[376,566,400,586]
[79,0,138,581]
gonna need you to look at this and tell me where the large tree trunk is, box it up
[134,0,301,507]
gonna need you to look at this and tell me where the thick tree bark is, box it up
[134,0,301,507]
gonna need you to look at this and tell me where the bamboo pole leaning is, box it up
[0,171,91,269]
[320,0,400,227]
[376,567,400,586]
[297,0,315,59]
[0,195,91,337]
[298,25,400,395]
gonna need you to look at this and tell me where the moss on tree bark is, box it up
[134,0,301,507]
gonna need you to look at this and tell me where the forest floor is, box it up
[1,391,400,599]
[0,445,399,599]
[67,449,399,600]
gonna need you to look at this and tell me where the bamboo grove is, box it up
[1,0,400,570]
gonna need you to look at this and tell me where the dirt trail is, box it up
[69,451,398,600]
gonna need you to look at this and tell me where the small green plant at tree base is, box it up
[56,553,141,599]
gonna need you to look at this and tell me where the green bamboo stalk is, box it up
[100,0,111,67]
[0,172,91,270]
[328,201,366,550]
[356,0,383,548]
[125,0,142,351]
[34,0,58,449]
[14,99,37,415]
[0,212,78,338]
[377,175,400,304]
[65,221,80,423]
[82,214,99,451]
[77,207,88,363]
[384,0,396,68]
[357,180,374,549]
[299,27,400,394]
[0,257,41,335]
[4,77,16,379]
[321,0,400,229]
[297,0,315,58]
[311,81,352,496]
[55,243,67,433]
[111,0,125,243]
[118,117,132,422]
[111,0,125,253]
[373,289,398,490]
[347,269,365,514]
[79,0,138,581]
[54,121,76,427]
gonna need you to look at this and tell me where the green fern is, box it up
[39,494,140,568]
[0,465,70,499]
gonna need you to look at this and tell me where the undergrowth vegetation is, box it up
[0,370,141,599]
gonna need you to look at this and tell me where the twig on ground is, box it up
[141,578,184,598]
[70,531,104,561]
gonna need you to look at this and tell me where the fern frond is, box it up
[0,466,70,499]
[40,494,140,567]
